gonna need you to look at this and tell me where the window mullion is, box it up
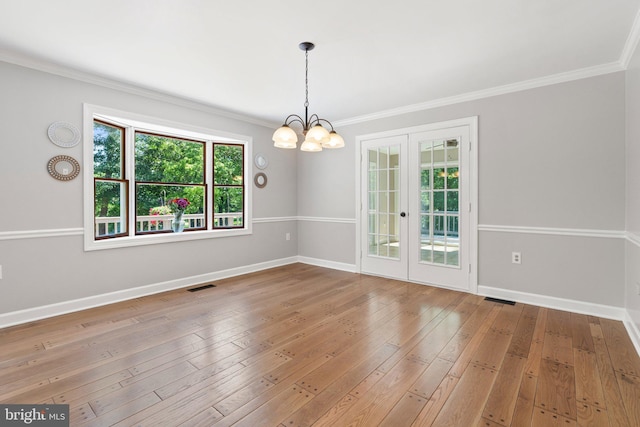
[125,126,136,236]
[206,140,214,230]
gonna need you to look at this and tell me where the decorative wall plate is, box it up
[254,154,268,170]
[254,172,267,188]
[48,121,81,148]
[47,155,80,181]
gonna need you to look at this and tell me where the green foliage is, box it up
[134,133,205,216]
[93,121,245,226]
[214,144,243,215]
[94,122,122,179]
[135,133,204,183]
[94,122,123,217]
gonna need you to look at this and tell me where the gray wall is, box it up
[0,61,298,314]
[0,57,633,318]
[626,43,640,331]
[298,72,627,307]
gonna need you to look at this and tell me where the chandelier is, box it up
[272,42,344,152]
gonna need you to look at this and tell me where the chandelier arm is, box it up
[283,114,305,128]
[313,118,336,132]
[307,113,321,128]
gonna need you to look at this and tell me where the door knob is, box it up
[400,212,406,217]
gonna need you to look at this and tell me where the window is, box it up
[94,120,128,238]
[84,104,252,250]
[213,144,244,228]
[134,132,206,234]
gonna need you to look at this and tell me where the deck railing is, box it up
[95,213,242,237]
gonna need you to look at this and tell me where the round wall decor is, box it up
[47,155,80,181]
[254,172,267,188]
[254,154,268,170]
[48,121,81,148]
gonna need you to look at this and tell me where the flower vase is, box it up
[172,211,185,232]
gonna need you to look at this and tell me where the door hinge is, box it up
[468,202,472,212]
[469,264,472,273]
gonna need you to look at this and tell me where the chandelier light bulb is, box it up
[272,125,298,149]
[323,131,345,149]
[300,138,323,152]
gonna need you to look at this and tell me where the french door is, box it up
[360,120,475,291]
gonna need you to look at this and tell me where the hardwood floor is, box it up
[1,263,639,426]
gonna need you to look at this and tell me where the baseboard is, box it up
[478,285,626,320]
[624,311,640,357]
[296,256,358,273]
[0,256,299,329]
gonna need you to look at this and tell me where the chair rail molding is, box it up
[478,224,626,239]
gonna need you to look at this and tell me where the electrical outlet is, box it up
[285,233,291,241]
[512,252,521,264]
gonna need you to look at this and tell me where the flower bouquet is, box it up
[168,197,190,232]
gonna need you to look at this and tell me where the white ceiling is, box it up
[1,0,639,126]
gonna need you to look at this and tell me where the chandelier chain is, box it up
[304,49,309,109]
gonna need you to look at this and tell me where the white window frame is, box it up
[83,103,253,251]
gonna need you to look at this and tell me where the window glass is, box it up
[93,121,127,239]
[90,113,249,245]
[135,132,206,233]
[213,144,244,228]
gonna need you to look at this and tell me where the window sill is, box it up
[84,227,252,251]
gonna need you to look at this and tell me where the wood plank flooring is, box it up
[1,263,639,426]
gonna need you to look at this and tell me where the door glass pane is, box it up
[378,213,388,235]
[420,191,430,211]
[389,146,400,168]
[421,169,430,190]
[369,192,377,210]
[378,236,389,257]
[447,167,459,189]
[447,191,459,213]
[368,234,377,255]
[379,170,388,191]
[379,147,388,169]
[418,137,460,267]
[379,192,388,214]
[434,168,445,189]
[390,191,399,215]
[367,144,400,260]
[368,149,377,170]
[389,235,400,258]
[446,215,460,266]
[433,191,445,212]
[368,171,377,191]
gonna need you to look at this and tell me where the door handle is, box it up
[400,212,407,217]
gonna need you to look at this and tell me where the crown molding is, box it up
[0,49,275,128]
[334,62,624,127]
[620,8,640,69]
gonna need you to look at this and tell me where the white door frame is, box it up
[354,116,479,294]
